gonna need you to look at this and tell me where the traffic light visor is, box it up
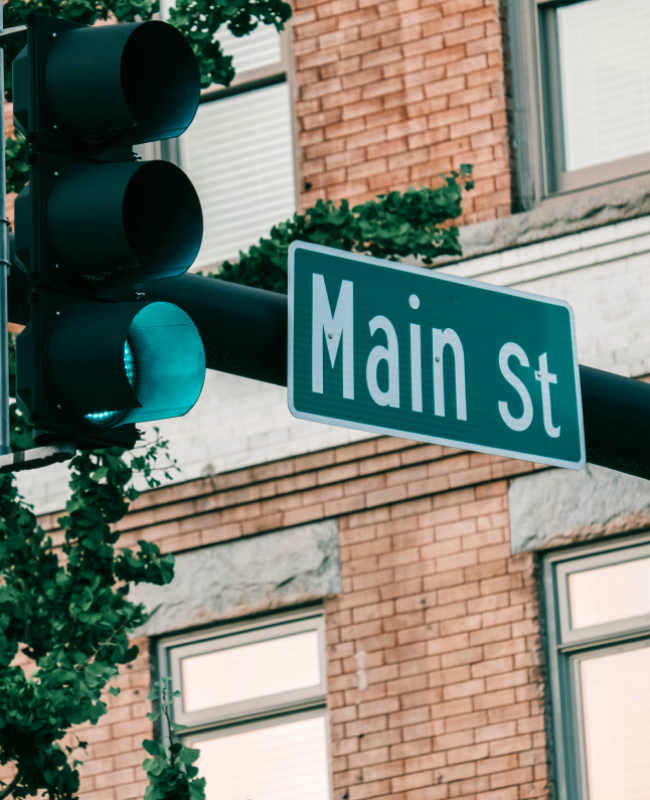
[120,301,206,424]
[45,160,203,285]
[42,20,200,151]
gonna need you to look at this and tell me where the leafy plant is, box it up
[8,334,34,451]
[143,678,205,800]
[0,432,183,800]
[3,0,291,195]
[167,0,291,90]
[5,133,28,196]
[0,4,473,797]
[217,168,475,293]
[1,330,191,799]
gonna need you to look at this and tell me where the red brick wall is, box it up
[328,483,547,800]
[38,437,551,800]
[292,0,513,224]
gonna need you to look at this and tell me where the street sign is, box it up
[288,241,585,470]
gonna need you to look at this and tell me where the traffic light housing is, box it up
[12,13,206,449]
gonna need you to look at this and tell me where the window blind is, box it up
[581,646,650,800]
[180,82,296,268]
[189,715,330,800]
[558,0,650,172]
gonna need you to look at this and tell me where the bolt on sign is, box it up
[288,242,585,470]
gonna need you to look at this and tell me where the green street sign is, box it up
[288,241,585,470]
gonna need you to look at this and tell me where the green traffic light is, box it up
[48,301,205,430]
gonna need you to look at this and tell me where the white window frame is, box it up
[543,533,650,800]
[159,610,327,728]
[156,608,331,800]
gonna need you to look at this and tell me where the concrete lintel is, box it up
[130,519,341,637]
[509,464,650,554]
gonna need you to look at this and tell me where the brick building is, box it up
[13,1,650,800]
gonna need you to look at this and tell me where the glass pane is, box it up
[581,646,650,800]
[557,0,650,171]
[181,82,296,267]
[216,24,283,76]
[568,556,650,629]
[189,715,330,800]
[160,0,282,75]
[181,630,321,712]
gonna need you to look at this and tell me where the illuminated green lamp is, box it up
[50,301,205,429]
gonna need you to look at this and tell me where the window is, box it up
[508,0,650,207]
[160,7,297,268]
[543,536,650,800]
[158,610,331,800]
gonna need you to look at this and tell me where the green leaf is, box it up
[142,739,163,757]
[178,746,201,766]
[189,777,207,800]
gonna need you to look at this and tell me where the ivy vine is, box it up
[0,433,206,799]
[217,169,475,294]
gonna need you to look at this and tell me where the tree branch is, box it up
[0,770,21,800]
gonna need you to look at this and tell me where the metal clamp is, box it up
[0,217,10,269]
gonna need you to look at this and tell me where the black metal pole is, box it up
[138,274,650,480]
[579,365,650,480]
[9,270,650,480]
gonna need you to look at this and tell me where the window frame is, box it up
[156,608,332,798]
[160,610,327,730]
[508,0,650,209]
[543,533,650,800]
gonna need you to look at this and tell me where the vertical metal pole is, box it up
[0,0,11,456]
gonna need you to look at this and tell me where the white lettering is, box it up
[535,352,560,438]
[410,323,422,412]
[366,315,400,408]
[432,328,467,420]
[498,342,533,432]
[312,274,354,399]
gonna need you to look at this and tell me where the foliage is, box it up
[2,336,197,799]
[167,0,291,90]
[0,2,471,796]
[0,435,181,800]
[5,133,28,196]
[142,678,206,800]
[3,0,291,195]
[8,334,33,451]
[3,0,291,93]
[217,167,475,294]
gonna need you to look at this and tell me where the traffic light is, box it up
[12,13,206,449]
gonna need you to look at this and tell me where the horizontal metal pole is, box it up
[136,273,288,386]
[0,24,27,46]
[138,275,650,480]
[579,365,650,480]
[10,270,650,480]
